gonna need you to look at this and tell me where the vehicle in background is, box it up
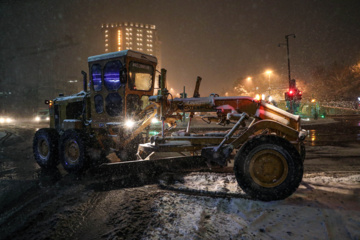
[0,114,14,124]
[34,109,50,122]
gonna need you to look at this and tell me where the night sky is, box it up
[1,0,360,96]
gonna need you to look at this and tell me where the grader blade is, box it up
[95,156,208,187]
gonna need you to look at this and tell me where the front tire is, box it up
[234,135,303,201]
[59,130,88,173]
[33,128,59,169]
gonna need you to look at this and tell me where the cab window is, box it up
[91,64,102,91]
[104,61,122,91]
[128,62,153,91]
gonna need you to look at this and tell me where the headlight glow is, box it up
[125,119,135,128]
[46,117,50,121]
[6,118,12,123]
[151,118,159,124]
[35,116,40,121]
[0,118,4,123]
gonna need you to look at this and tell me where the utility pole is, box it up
[285,34,296,85]
[280,34,299,114]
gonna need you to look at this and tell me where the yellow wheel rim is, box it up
[249,149,288,188]
[38,139,49,158]
[65,140,80,165]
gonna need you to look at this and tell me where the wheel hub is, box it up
[65,140,80,165]
[38,139,49,158]
[249,149,288,188]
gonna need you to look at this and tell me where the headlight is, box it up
[46,117,50,121]
[0,118,4,123]
[151,118,159,124]
[5,118,12,123]
[125,119,135,128]
[35,116,40,121]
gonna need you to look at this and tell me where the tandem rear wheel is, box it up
[59,129,89,174]
[33,128,59,169]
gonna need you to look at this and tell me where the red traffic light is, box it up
[289,90,294,95]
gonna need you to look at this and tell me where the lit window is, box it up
[138,48,143,51]
[105,44,108,47]
[91,64,102,91]
[104,60,123,91]
[105,34,108,38]
[130,23,133,26]
[105,49,108,52]
[105,39,108,42]
[105,30,108,33]
[118,47,121,51]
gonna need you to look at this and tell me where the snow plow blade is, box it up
[94,156,208,188]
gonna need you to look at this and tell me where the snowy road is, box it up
[0,116,359,239]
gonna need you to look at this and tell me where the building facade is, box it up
[101,22,161,70]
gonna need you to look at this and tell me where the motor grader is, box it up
[33,50,307,201]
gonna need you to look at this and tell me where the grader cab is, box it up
[33,50,307,201]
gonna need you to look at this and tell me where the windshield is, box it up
[128,62,153,91]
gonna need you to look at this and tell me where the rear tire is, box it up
[33,128,59,169]
[234,135,303,201]
[59,129,88,174]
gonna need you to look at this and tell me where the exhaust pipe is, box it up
[81,70,87,92]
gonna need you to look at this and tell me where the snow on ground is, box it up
[146,172,360,240]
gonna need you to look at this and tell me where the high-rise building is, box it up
[101,22,161,70]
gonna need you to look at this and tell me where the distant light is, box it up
[268,96,272,102]
[311,99,316,103]
[35,116,40,122]
[262,94,265,100]
[247,77,252,81]
[358,97,360,101]
[255,94,261,101]
[265,70,272,75]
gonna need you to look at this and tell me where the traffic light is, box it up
[285,89,295,101]
[285,88,302,101]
